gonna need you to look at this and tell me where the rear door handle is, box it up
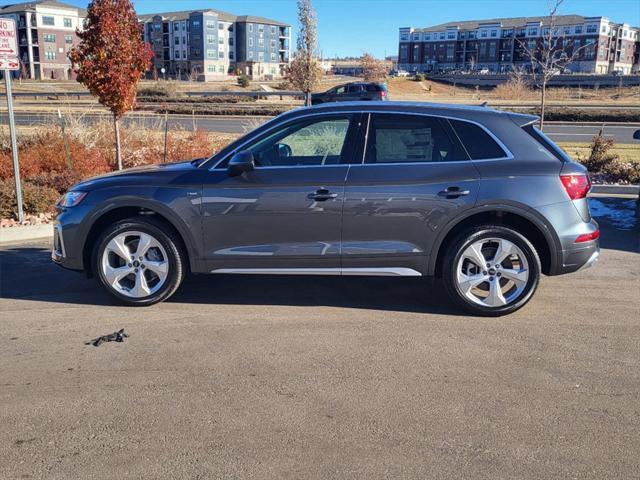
[438,186,471,198]
[308,189,338,201]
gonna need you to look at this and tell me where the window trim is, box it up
[205,110,513,170]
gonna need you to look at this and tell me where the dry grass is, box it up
[558,142,640,164]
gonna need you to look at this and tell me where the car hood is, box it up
[72,159,203,191]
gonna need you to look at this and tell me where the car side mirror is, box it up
[633,129,640,140]
[228,151,255,177]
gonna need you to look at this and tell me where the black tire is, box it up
[93,217,186,306]
[442,225,541,316]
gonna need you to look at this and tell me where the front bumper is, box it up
[51,220,84,271]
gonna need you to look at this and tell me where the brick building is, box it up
[399,15,639,74]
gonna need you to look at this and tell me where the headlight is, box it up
[57,191,87,207]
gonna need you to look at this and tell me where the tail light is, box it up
[575,229,600,243]
[560,174,591,200]
[380,90,387,99]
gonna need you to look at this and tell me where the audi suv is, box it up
[52,102,599,316]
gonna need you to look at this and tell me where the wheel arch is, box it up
[429,204,562,277]
[81,201,198,277]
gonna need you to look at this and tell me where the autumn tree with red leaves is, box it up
[69,0,152,170]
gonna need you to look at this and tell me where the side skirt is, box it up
[210,267,422,276]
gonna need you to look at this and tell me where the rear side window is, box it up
[449,119,508,160]
[522,124,570,161]
[347,85,363,93]
[365,114,468,163]
[365,84,381,92]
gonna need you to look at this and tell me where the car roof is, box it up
[291,101,537,125]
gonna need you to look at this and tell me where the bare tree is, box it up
[287,0,323,106]
[517,0,589,128]
[360,52,389,82]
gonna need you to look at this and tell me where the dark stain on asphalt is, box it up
[85,328,129,347]
[14,438,37,446]
[10,337,18,340]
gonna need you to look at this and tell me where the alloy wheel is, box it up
[455,237,529,308]
[100,231,169,298]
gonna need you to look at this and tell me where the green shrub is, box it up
[0,180,60,219]
[237,75,250,88]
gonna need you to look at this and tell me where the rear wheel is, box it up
[94,218,186,306]
[443,225,541,316]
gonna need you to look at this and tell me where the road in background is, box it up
[1,198,639,479]
[1,111,639,142]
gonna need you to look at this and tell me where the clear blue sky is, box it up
[6,0,640,57]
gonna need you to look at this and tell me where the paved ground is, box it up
[1,110,639,143]
[0,198,639,479]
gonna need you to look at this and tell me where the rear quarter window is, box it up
[449,119,508,160]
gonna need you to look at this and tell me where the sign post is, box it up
[0,18,23,222]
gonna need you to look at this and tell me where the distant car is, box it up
[395,70,410,77]
[478,68,490,75]
[311,82,389,105]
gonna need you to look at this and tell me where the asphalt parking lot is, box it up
[1,198,639,479]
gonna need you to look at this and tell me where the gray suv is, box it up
[52,102,599,316]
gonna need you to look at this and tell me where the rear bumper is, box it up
[557,240,600,274]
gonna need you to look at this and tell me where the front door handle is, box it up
[438,186,471,198]
[308,189,338,201]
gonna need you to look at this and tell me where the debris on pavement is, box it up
[85,329,129,347]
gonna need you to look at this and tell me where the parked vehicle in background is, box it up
[52,102,599,316]
[394,70,410,77]
[311,82,389,104]
[478,68,490,74]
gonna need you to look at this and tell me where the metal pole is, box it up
[4,70,23,222]
[163,111,168,163]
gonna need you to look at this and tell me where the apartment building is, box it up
[138,9,291,81]
[399,15,640,74]
[0,0,84,79]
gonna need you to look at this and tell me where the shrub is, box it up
[494,71,531,100]
[414,73,425,82]
[237,75,250,88]
[137,95,255,104]
[137,81,178,98]
[0,180,60,219]
[575,131,640,184]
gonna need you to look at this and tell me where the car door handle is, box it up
[308,189,338,201]
[438,187,471,198]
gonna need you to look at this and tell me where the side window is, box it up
[449,119,508,160]
[365,84,380,92]
[365,114,467,163]
[334,86,346,94]
[347,85,362,93]
[247,116,353,167]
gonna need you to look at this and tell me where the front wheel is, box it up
[94,218,186,306]
[443,225,541,316]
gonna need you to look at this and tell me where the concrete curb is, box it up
[0,224,52,246]
[590,184,640,197]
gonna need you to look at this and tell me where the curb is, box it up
[0,224,53,246]
[590,184,639,197]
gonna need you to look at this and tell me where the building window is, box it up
[490,30,497,37]
[229,51,234,60]
[174,23,180,31]
[63,17,72,28]
[528,28,538,36]
[447,32,455,39]
[248,51,253,59]
[439,32,445,39]
[270,39,276,49]
[44,33,56,42]
[271,25,276,35]
[207,35,215,44]
[229,38,234,46]
[175,50,180,59]
[249,37,253,47]
[271,52,276,61]
[219,23,224,30]
[45,51,56,60]
[424,33,430,40]
[206,49,216,58]
[258,38,264,47]
[586,25,597,33]
[64,35,73,44]
[219,49,224,59]
[258,51,264,61]
[248,23,253,32]
[218,37,224,44]
[192,20,201,27]
[258,24,264,32]
[42,16,54,26]
[575,25,582,34]
[208,65,215,73]
[206,20,215,29]
[481,30,487,38]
